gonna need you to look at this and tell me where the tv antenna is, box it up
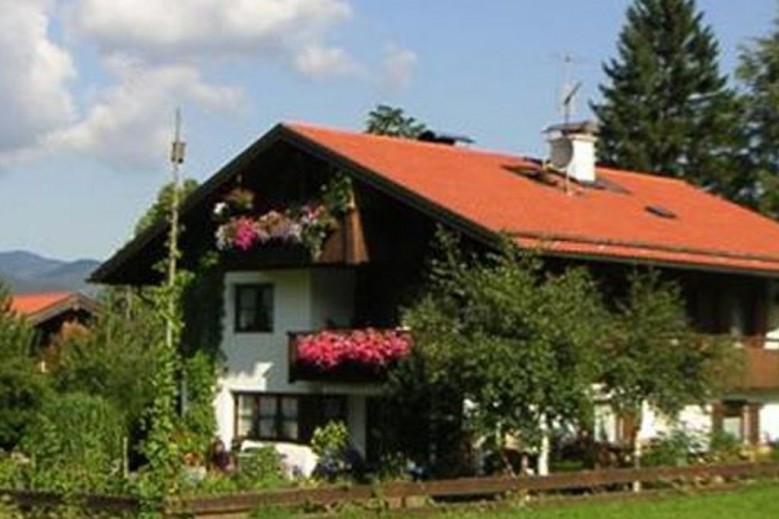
[557,53,584,123]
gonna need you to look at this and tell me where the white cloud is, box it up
[0,1,419,170]
[67,0,355,76]
[47,58,245,169]
[294,45,360,79]
[0,0,76,164]
[381,44,417,90]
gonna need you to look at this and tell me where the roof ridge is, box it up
[283,121,526,163]
[13,291,72,299]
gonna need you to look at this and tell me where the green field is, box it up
[438,484,779,519]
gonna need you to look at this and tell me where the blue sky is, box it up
[0,0,774,261]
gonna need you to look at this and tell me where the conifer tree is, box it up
[592,0,744,199]
[737,12,779,218]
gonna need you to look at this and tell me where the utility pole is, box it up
[166,108,185,351]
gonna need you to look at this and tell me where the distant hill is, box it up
[0,251,100,294]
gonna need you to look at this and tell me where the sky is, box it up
[0,0,775,261]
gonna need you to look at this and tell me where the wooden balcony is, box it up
[735,337,779,391]
[288,328,411,384]
[219,209,369,271]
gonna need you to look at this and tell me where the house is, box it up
[11,291,99,370]
[91,121,779,459]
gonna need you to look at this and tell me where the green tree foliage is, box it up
[592,0,744,200]
[402,232,609,470]
[139,270,192,496]
[134,178,199,236]
[737,12,779,218]
[0,283,49,451]
[179,350,218,459]
[20,392,124,492]
[600,272,736,468]
[365,104,426,138]
[51,290,163,432]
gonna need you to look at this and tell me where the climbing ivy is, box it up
[138,270,192,499]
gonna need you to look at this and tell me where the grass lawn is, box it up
[438,484,779,519]
[275,483,779,519]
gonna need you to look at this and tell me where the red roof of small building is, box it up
[10,292,97,325]
[11,292,72,316]
[287,123,779,275]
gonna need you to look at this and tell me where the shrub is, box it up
[19,392,125,492]
[311,421,349,458]
[234,446,286,490]
[643,429,700,467]
[708,431,743,463]
[0,358,49,451]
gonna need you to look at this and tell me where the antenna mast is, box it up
[558,53,583,124]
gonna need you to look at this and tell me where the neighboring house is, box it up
[11,291,99,370]
[92,121,779,458]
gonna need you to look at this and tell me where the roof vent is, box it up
[543,120,598,184]
[645,204,676,219]
[418,130,474,146]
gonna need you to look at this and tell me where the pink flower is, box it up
[232,217,259,250]
[296,329,412,371]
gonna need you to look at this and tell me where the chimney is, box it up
[543,120,598,184]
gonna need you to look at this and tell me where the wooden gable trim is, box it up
[24,293,100,326]
[90,124,290,284]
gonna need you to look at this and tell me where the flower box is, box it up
[289,329,411,383]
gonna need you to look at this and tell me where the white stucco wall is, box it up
[593,403,618,443]
[214,268,372,453]
[760,403,779,443]
[639,404,712,444]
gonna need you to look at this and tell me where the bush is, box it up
[234,447,286,490]
[311,421,349,458]
[0,358,49,451]
[707,431,743,463]
[19,392,125,492]
[643,429,701,467]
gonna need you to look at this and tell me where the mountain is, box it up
[0,250,100,293]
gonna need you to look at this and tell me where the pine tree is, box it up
[592,0,744,200]
[737,13,779,218]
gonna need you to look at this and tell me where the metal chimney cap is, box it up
[543,120,598,136]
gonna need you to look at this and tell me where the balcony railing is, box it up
[288,328,412,383]
[735,337,779,391]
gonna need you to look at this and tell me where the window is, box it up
[233,393,347,443]
[234,284,274,332]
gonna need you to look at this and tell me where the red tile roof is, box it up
[10,292,98,325]
[288,123,779,274]
[11,292,72,316]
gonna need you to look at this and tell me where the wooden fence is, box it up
[166,461,779,518]
[2,461,779,518]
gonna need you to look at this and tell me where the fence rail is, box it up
[167,461,779,517]
[2,461,779,518]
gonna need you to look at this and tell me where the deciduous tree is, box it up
[403,233,608,475]
[365,104,426,138]
[600,272,736,477]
